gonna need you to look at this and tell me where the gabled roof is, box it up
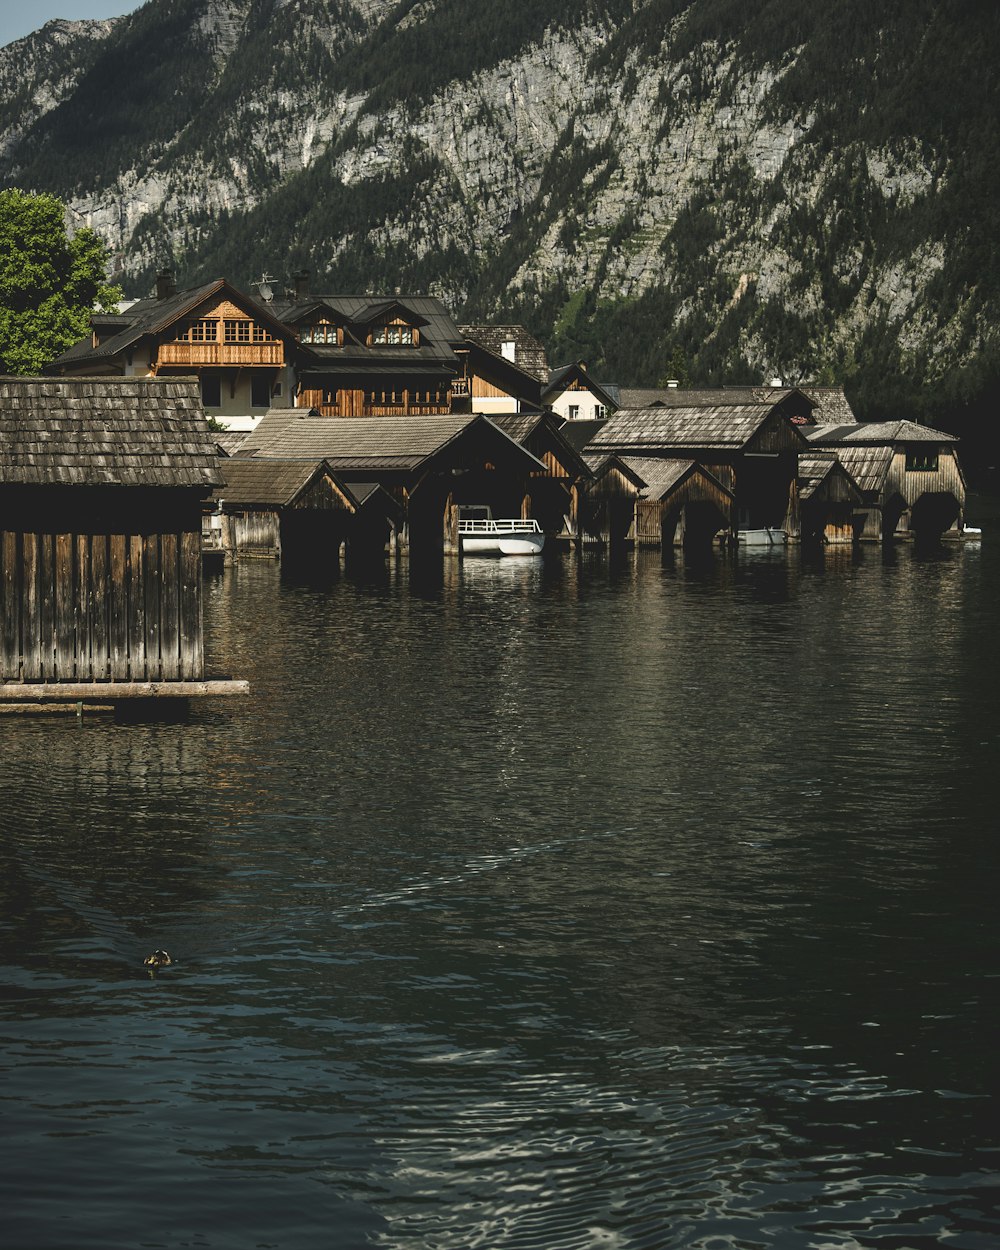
[273,294,464,351]
[48,278,296,369]
[820,445,895,493]
[619,456,734,501]
[490,412,594,480]
[615,384,819,421]
[590,404,809,452]
[459,325,549,381]
[213,458,341,508]
[808,420,958,445]
[543,363,617,411]
[798,451,862,502]
[584,451,647,489]
[0,377,223,488]
[242,410,545,474]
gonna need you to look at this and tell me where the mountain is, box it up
[2,0,999,453]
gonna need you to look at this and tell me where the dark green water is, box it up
[2,537,998,1249]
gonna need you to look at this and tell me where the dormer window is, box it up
[302,323,339,345]
[371,323,416,346]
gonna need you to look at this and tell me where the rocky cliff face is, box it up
[2,0,998,429]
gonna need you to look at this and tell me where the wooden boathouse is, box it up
[242,409,546,559]
[208,456,400,566]
[0,377,246,706]
[587,403,808,539]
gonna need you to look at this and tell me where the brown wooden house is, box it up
[797,453,864,544]
[0,377,242,703]
[47,274,298,432]
[276,294,465,418]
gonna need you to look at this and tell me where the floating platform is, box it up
[0,679,249,707]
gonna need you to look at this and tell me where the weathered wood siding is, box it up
[296,388,450,417]
[885,448,966,534]
[1,527,203,682]
[230,513,281,558]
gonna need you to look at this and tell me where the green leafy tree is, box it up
[0,190,121,374]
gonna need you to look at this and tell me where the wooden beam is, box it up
[0,680,249,701]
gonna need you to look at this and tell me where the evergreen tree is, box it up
[0,190,121,375]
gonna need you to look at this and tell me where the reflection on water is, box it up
[2,542,998,1249]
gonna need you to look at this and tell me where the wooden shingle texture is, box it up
[245,410,543,473]
[0,377,223,488]
[590,404,781,450]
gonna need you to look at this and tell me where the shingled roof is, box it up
[797,452,862,501]
[48,279,295,370]
[590,404,807,451]
[818,445,895,494]
[460,325,549,380]
[808,420,958,445]
[0,377,223,488]
[243,410,545,473]
[619,456,733,501]
[616,385,802,407]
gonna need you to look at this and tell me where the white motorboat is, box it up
[458,507,545,556]
[737,527,788,546]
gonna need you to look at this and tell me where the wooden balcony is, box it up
[157,343,284,368]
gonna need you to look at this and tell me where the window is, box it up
[190,320,217,342]
[224,319,251,343]
[302,323,337,344]
[371,323,415,346]
[905,448,938,472]
[594,404,606,419]
[253,323,275,343]
[201,375,221,407]
[225,317,252,342]
[568,405,580,420]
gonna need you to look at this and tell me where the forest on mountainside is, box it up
[2,0,998,464]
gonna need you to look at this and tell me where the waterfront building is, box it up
[0,377,243,705]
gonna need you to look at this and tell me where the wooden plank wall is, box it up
[0,529,204,682]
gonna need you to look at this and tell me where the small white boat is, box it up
[737,528,788,546]
[458,507,545,556]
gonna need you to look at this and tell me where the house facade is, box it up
[48,274,298,431]
[544,362,616,422]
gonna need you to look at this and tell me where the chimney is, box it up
[293,269,310,298]
[155,269,176,300]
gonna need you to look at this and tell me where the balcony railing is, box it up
[158,343,284,367]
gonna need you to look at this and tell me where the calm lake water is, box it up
[2,523,999,1250]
